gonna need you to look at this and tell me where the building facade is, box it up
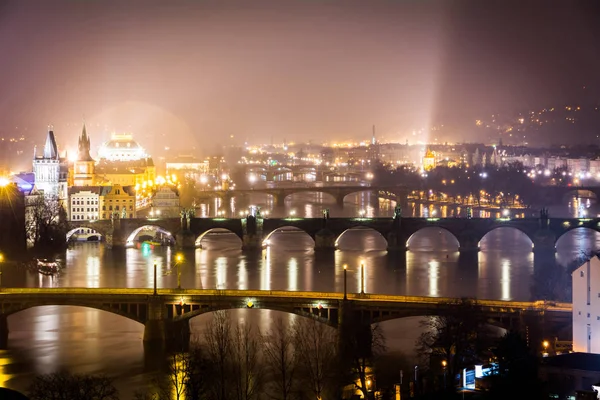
[572,256,600,354]
[150,186,180,218]
[73,124,95,187]
[99,184,136,220]
[69,187,101,221]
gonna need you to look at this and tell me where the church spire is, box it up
[43,128,59,160]
[77,123,93,161]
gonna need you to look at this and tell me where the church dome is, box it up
[98,134,147,161]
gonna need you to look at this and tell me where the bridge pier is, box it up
[0,314,7,349]
[273,194,285,208]
[386,232,407,251]
[242,234,263,251]
[143,298,191,350]
[176,230,196,249]
[314,229,336,251]
[458,234,480,253]
[335,195,345,208]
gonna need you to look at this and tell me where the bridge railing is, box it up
[0,288,571,312]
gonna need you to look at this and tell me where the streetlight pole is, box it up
[0,253,4,290]
[175,254,183,290]
[343,264,347,300]
[442,360,447,390]
[360,263,365,295]
[153,262,157,295]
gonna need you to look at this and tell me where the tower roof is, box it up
[77,124,94,161]
[43,130,59,160]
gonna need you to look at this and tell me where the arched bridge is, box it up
[67,215,600,252]
[194,185,410,207]
[0,288,571,349]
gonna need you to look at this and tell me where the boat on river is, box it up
[24,259,62,276]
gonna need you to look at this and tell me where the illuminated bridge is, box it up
[0,288,571,349]
[68,213,600,252]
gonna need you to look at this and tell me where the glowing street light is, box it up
[0,252,4,289]
[175,253,184,290]
[0,177,9,187]
[359,209,366,218]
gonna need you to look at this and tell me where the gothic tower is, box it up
[73,124,96,186]
[33,129,61,197]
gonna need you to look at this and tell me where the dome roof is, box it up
[98,134,147,161]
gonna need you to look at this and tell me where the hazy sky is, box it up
[1,0,599,152]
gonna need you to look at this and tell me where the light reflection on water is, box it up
[3,193,600,397]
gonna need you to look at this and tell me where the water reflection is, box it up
[5,195,600,397]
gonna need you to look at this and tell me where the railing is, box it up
[0,288,572,312]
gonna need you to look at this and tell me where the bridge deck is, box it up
[0,288,571,313]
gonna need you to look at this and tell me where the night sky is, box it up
[1,0,599,151]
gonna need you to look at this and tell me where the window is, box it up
[581,271,585,277]
[109,206,113,211]
[102,206,106,211]
[116,206,120,211]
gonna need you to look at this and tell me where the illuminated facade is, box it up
[422,148,436,171]
[99,184,136,220]
[150,186,180,218]
[69,187,101,221]
[73,124,96,186]
[33,129,68,200]
[98,133,148,161]
[573,256,600,354]
[95,133,156,188]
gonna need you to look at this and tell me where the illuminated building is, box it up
[99,184,136,220]
[150,186,180,218]
[95,133,156,187]
[422,148,436,171]
[73,124,96,186]
[69,186,100,221]
[98,133,148,161]
[572,256,600,353]
[166,155,209,181]
[32,129,68,200]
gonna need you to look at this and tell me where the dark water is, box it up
[1,193,599,398]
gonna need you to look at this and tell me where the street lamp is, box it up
[175,253,184,290]
[0,253,4,290]
[343,264,348,300]
[442,360,447,389]
[153,261,158,295]
[360,262,365,295]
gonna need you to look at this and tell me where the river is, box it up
[1,192,599,398]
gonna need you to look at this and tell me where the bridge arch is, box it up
[281,190,337,205]
[478,226,534,251]
[555,226,600,255]
[4,304,145,325]
[196,228,242,249]
[335,226,388,251]
[126,224,177,247]
[406,227,459,252]
[563,189,598,204]
[262,226,315,250]
[66,226,104,242]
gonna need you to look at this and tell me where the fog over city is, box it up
[2,0,600,154]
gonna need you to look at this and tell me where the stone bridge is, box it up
[67,214,600,253]
[0,288,571,350]
[195,185,410,208]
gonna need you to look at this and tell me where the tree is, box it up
[231,322,264,400]
[531,251,595,302]
[293,317,339,400]
[262,317,297,400]
[487,332,544,399]
[28,371,119,400]
[204,311,233,400]
[338,315,386,400]
[26,194,69,251]
[416,299,493,389]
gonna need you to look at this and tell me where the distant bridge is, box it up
[0,288,571,349]
[194,184,409,207]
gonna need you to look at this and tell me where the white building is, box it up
[151,186,180,218]
[572,256,600,354]
[33,130,61,197]
[69,187,101,221]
